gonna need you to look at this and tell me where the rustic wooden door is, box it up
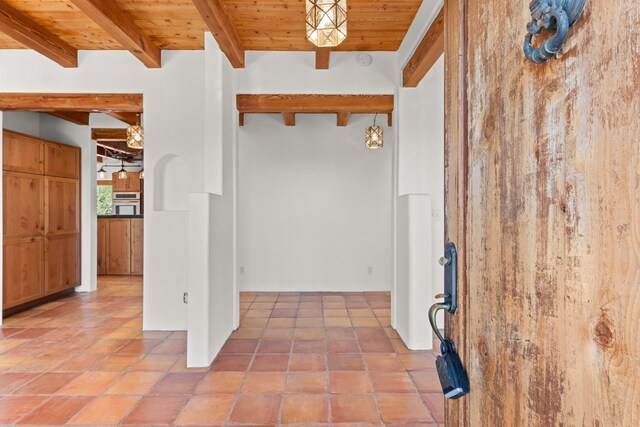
[444,0,640,425]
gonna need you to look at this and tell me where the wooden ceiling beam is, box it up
[69,0,161,68]
[237,94,394,127]
[402,7,445,87]
[337,112,350,127]
[92,128,127,142]
[97,141,134,155]
[47,111,90,126]
[0,93,143,112]
[107,112,138,126]
[192,0,245,68]
[281,112,296,127]
[0,2,77,67]
[315,48,332,70]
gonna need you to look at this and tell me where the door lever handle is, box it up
[429,301,450,343]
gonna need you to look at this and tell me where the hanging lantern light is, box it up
[97,166,107,180]
[126,114,144,150]
[118,160,128,180]
[365,114,383,149]
[306,0,348,48]
[140,168,145,180]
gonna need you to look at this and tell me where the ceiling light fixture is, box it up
[97,166,107,180]
[306,0,347,48]
[365,114,383,150]
[118,160,128,180]
[126,114,144,150]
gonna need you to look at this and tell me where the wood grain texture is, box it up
[47,111,90,126]
[2,130,44,175]
[315,48,331,69]
[92,127,127,141]
[459,0,640,425]
[2,132,80,309]
[443,0,468,424]
[69,0,162,67]
[130,218,143,275]
[105,218,131,275]
[0,0,421,52]
[237,94,394,127]
[97,218,107,275]
[44,142,80,179]
[107,111,138,125]
[192,0,245,68]
[0,93,143,112]
[402,6,444,87]
[0,1,77,67]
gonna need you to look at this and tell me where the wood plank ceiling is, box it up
[0,0,422,53]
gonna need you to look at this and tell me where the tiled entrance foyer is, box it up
[0,277,444,425]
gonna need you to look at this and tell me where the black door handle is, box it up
[429,242,470,399]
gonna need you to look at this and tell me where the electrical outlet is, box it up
[367,266,374,276]
[183,292,188,304]
[239,266,245,275]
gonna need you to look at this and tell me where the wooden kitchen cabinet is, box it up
[98,217,143,276]
[112,171,141,192]
[3,130,80,313]
[97,220,107,275]
[45,142,80,179]
[131,218,144,275]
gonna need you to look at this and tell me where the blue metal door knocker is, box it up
[524,0,588,64]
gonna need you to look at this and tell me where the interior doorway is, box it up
[0,93,144,320]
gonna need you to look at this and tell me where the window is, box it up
[97,185,113,215]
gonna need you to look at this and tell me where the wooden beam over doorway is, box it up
[0,93,143,112]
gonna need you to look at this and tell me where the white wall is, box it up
[235,51,396,293]
[0,49,213,331]
[238,114,393,292]
[2,111,41,135]
[394,55,445,340]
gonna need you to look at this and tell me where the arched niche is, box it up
[154,154,189,212]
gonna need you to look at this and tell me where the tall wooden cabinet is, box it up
[3,130,80,312]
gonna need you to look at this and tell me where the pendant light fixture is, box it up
[118,160,128,180]
[140,168,145,180]
[97,166,107,180]
[365,113,383,150]
[126,114,144,150]
[306,0,347,48]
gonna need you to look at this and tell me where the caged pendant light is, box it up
[126,114,144,150]
[118,160,128,180]
[97,166,107,180]
[365,114,383,150]
[306,0,348,48]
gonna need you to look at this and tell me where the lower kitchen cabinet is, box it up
[97,217,143,276]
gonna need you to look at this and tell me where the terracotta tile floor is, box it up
[0,276,445,426]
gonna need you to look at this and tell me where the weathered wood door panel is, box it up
[446,0,640,425]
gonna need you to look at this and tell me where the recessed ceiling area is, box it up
[0,0,422,52]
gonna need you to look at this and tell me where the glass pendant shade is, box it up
[97,167,107,180]
[118,164,128,180]
[365,125,384,149]
[306,0,347,47]
[126,124,144,149]
[140,169,145,179]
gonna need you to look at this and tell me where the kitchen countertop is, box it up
[98,215,144,219]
